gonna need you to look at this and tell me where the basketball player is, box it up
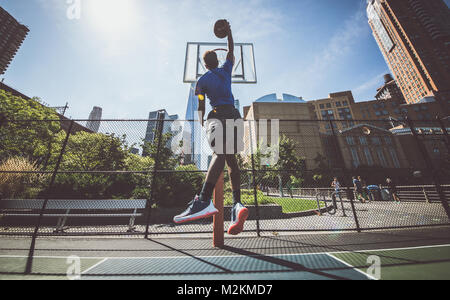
[174,20,248,235]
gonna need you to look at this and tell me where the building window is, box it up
[364,147,374,166]
[346,136,355,145]
[384,136,392,145]
[343,101,348,106]
[371,137,381,145]
[319,104,325,109]
[351,147,360,168]
[336,101,341,107]
[389,148,400,168]
[376,148,388,167]
[326,103,332,108]
[359,136,368,145]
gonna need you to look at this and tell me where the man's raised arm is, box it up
[225,20,235,64]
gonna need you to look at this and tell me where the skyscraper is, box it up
[0,6,29,75]
[367,0,450,111]
[183,83,212,170]
[234,99,240,112]
[86,106,102,133]
[143,109,179,155]
[375,74,405,103]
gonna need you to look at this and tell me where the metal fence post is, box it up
[213,172,225,247]
[144,113,166,239]
[25,120,74,274]
[406,117,450,220]
[248,120,261,237]
[329,119,362,232]
[422,186,430,204]
[347,186,361,233]
[436,116,450,152]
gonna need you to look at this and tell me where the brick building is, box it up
[0,6,29,75]
[367,0,450,113]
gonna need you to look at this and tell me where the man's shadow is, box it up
[221,245,351,280]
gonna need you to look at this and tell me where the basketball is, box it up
[214,19,229,39]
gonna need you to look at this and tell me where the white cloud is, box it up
[353,71,387,97]
[306,5,368,77]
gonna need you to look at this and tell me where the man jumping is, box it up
[174,20,248,235]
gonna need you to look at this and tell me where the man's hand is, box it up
[223,20,231,35]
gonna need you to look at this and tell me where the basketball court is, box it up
[1,227,449,280]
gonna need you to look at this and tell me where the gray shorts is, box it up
[206,105,244,155]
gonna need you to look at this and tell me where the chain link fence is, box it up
[0,118,449,238]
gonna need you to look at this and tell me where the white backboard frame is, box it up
[183,42,257,84]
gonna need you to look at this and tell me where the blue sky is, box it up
[1,0,447,119]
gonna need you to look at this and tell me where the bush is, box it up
[0,157,44,199]
[224,189,267,206]
[153,164,205,208]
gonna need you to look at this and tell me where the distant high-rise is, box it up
[0,6,29,75]
[183,83,212,170]
[86,106,102,133]
[234,99,240,112]
[367,0,450,111]
[143,109,179,155]
[375,74,405,103]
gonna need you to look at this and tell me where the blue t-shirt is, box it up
[195,59,235,107]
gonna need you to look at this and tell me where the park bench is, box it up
[0,199,147,233]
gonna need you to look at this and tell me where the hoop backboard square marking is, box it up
[183,42,257,84]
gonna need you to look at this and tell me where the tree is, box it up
[0,90,61,164]
[252,134,306,192]
[47,131,137,199]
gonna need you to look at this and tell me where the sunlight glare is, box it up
[86,0,139,37]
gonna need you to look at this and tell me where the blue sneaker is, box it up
[173,196,218,224]
[227,202,249,235]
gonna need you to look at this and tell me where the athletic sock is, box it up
[199,182,215,203]
[232,190,241,205]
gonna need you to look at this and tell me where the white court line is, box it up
[0,243,449,260]
[81,258,108,275]
[325,253,377,281]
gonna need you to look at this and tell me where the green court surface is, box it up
[1,244,449,280]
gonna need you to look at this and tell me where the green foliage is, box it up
[224,189,323,213]
[0,92,204,204]
[224,189,266,206]
[59,132,129,171]
[0,90,61,164]
[152,164,205,208]
[290,175,304,188]
[48,132,152,199]
[252,134,306,188]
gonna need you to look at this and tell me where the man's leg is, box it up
[225,154,241,204]
[173,154,225,224]
[199,154,226,203]
[225,154,248,235]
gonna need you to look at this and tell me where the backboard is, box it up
[183,42,257,84]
